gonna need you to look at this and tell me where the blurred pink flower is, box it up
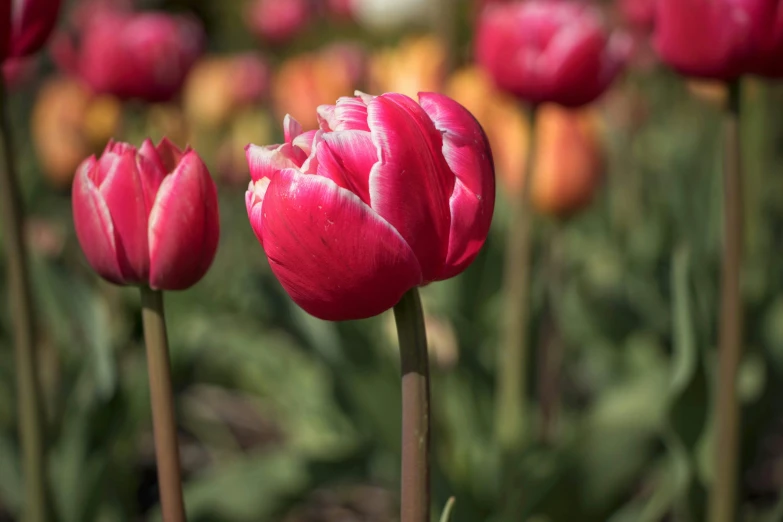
[54,9,204,102]
[619,0,656,31]
[475,0,630,107]
[653,0,783,80]
[247,0,311,43]
[2,57,37,89]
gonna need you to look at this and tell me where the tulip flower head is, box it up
[247,0,311,43]
[245,92,495,321]
[55,10,204,102]
[72,139,219,290]
[653,0,783,80]
[475,0,631,107]
[0,0,62,60]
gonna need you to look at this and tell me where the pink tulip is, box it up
[653,0,759,79]
[247,0,311,43]
[745,1,783,77]
[0,0,62,60]
[475,0,630,107]
[55,10,204,102]
[72,138,220,290]
[245,92,495,321]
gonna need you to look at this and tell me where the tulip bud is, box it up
[72,139,220,290]
[0,0,62,60]
[245,92,495,320]
[530,104,604,218]
[475,0,630,107]
[58,10,204,103]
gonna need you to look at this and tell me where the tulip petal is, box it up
[72,157,125,284]
[317,130,376,205]
[331,96,370,131]
[246,178,270,245]
[98,150,150,282]
[283,114,303,142]
[154,137,186,173]
[261,168,422,320]
[137,139,167,211]
[367,93,454,281]
[148,151,220,290]
[418,92,496,279]
[245,142,307,182]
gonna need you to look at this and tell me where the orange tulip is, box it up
[32,75,121,188]
[369,35,446,99]
[531,104,604,218]
[272,45,364,130]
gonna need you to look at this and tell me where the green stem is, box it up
[496,103,537,451]
[708,79,743,522]
[393,287,431,522]
[140,287,187,522]
[0,79,49,522]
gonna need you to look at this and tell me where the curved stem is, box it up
[708,79,743,522]
[496,103,538,451]
[140,287,187,522]
[0,79,49,522]
[394,287,431,522]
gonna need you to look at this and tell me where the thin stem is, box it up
[496,103,537,451]
[708,79,743,522]
[140,287,187,522]
[538,225,564,446]
[0,79,49,522]
[393,287,431,522]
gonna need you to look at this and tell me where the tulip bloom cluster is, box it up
[654,0,783,79]
[246,92,495,321]
[55,9,204,102]
[0,0,61,60]
[475,0,630,107]
[72,139,219,290]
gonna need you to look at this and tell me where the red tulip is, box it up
[72,138,219,290]
[745,1,783,77]
[247,0,310,43]
[0,0,62,60]
[245,92,495,320]
[475,0,630,107]
[55,10,204,102]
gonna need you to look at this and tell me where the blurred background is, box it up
[2,0,783,521]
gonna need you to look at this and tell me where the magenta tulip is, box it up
[475,0,630,107]
[245,92,495,321]
[56,10,204,102]
[653,0,783,80]
[0,0,62,60]
[72,138,220,290]
[247,0,310,43]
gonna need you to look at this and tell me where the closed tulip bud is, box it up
[57,10,204,103]
[245,92,495,320]
[72,138,220,290]
[0,0,62,60]
[246,0,311,43]
[475,0,631,107]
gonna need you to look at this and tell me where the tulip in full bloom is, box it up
[475,0,630,107]
[72,139,219,290]
[0,0,62,60]
[54,10,204,102]
[245,92,495,320]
